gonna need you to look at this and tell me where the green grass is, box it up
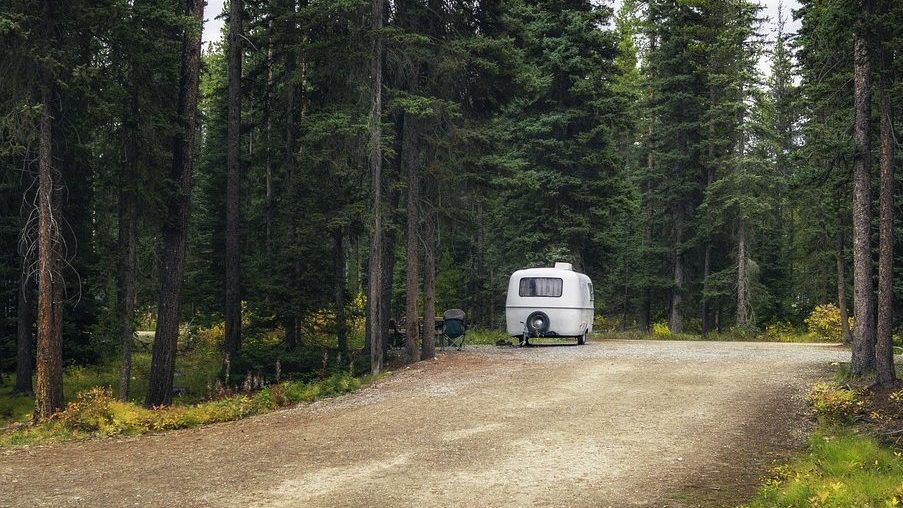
[466,328,513,345]
[745,428,903,507]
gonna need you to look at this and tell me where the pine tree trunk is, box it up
[333,230,348,363]
[836,229,853,345]
[736,221,749,327]
[850,9,876,377]
[701,110,715,337]
[701,244,712,336]
[224,0,243,364]
[116,183,137,401]
[875,41,896,386]
[33,81,64,420]
[284,317,298,351]
[14,269,34,395]
[146,0,204,407]
[421,209,436,360]
[668,207,684,334]
[265,18,274,265]
[367,0,385,374]
[403,115,421,363]
[381,229,396,353]
[641,36,656,335]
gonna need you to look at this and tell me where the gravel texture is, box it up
[0,340,848,507]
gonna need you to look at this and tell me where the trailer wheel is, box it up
[525,311,550,335]
[577,331,587,345]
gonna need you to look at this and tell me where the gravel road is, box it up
[0,340,848,507]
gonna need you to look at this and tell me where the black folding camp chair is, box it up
[441,309,467,350]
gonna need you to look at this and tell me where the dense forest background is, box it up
[0,0,900,414]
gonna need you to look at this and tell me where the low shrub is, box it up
[651,322,670,337]
[805,304,853,342]
[761,322,807,342]
[808,383,863,423]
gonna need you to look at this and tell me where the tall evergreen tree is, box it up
[146,0,205,407]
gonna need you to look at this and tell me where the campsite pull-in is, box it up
[1,0,900,506]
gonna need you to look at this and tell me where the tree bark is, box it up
[224,0,243,364]
[850,7,876,377]
[403,115,420,364]
[875,37,895,386]
[284,316,298,351]
[264,14,275,265]
[836,229,853,345]
[116,177,138,400]
[14,268,34,395]
[421,208,436,360]
[333,230,348,363]
[367,0,385,374]
[668,207,684,334]
[380,229,396,354]
[33,81,64,420]
[701,243,712,336]
[701,106,715,337]
[736,221,749,327]
[146,0,204,407]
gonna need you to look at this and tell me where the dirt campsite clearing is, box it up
[0,340,848,507]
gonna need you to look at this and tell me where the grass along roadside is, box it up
[744,368,903,507]
[0,371,387,448]
[0,349,221,426]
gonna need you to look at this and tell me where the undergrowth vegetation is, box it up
[745,375,903,507]
[595,303,893,344]
[0,372,378,447]
[0,349,221,425]
[747,429,903,507]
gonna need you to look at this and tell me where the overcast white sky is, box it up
[202,0,801,69]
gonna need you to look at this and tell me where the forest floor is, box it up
[0,340,848,507]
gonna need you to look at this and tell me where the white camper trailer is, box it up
[505,262,594,345]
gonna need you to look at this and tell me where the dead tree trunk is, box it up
[367,0,385,374]
[224,0,243,364]
[875,34,896,386]
[145,0,204,407]
[421,207,436,360]
[850,6,876,377]
[836,228,853,345]
[333,230,348,363]
[33,81,64,420]
[403,116,420,364]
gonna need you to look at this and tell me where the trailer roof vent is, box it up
[554,262,573,271]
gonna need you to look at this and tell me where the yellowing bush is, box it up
[43,373,364,440]
[805,304,853,343]
[808,383,863,423]
[761,322,807,342]
[651,322,670,337]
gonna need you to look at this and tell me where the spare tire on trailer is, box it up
[525,311,550,336]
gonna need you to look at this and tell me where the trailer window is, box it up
[587,282,594,302]
[519,277,563,297]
